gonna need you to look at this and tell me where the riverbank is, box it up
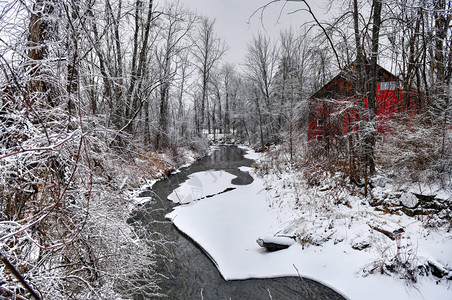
[138,145,343,298]
[165,146,452,300]
[129,145,209,205]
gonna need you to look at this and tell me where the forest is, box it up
[0,0,451,299]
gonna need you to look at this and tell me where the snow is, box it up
[210,145,221,152]
[256,236,295,246]
[237,145,263,160]
[413,184,452,202]
[167,170,237,204]
[165,147,452,300]
[239,166,252,172]
[130,179,157,207]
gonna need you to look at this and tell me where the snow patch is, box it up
[239,166,253,172]
[238,145,263,160]
[167,170,237,204]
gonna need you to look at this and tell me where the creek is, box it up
[133,145,345,299]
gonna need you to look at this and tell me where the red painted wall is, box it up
[308,83,416,142]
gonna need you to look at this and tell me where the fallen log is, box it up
[256,236,295,251]
[368,224,404,241]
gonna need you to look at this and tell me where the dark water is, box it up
[134,145,346,300]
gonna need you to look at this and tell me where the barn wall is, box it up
[308,81,415,142]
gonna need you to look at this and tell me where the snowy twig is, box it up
[0,130,79,160]
[0,286,28,300]
[0,251,41,299]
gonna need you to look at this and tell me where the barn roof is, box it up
[310,59,399,99]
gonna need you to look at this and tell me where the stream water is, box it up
[133,145,345,299]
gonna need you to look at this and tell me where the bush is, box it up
[377,114,451,186]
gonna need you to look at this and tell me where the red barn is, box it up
[308,61,417,143]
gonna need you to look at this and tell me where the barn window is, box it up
[316,135,324,141]
[317,119,324,127]
[380,81,398,91]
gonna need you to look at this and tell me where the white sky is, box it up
[177,0,327,65]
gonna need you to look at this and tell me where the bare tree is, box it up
[125,0,155,132]
[191,17,227,135]
[154,1,196,149]
[0,1,164,298]
[221,63,237,134]
[243,32,278,148]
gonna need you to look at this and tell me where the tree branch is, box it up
[249,0,342,69]
[0,251,41,300]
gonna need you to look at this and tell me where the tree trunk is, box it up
[126,0,154,133]
[255,94,265,150]
[363,0,383,195]
[27,0,55,108]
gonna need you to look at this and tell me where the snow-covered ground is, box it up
[166,147,452,300]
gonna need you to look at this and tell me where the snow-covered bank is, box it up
[237,145,262,160]
[166,147,452,300]
[130,146,211,205]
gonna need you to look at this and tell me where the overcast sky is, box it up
[178,0,326,65]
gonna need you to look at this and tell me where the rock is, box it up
[352,241,371,251]
[413,193,436,203]
[400,192,419,208]
[427,259,450,279]
[319,185,330,192]
[351,234,372,250]
[334,237,344,244]
[372,176,388,188]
